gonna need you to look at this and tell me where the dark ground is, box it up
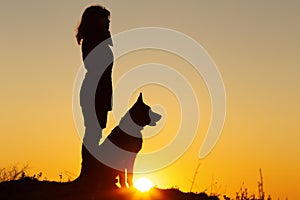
[0,178,219,200]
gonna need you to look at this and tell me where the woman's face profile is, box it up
[99,15,110,30]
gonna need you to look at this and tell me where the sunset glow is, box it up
[0,1,300,199]
[134,177,154,192]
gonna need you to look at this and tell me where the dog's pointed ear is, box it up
[137,92,143,103]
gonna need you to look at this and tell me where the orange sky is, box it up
[0,1,300,199]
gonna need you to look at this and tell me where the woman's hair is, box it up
[76,5,111,45]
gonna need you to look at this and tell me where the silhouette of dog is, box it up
[97,92,161,189]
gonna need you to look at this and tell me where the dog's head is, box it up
[129,93,162,127]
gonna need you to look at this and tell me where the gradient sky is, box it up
[1,1,300,199]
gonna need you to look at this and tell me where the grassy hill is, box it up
[0,178,219,200]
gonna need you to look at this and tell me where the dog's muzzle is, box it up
[148,109,162,126]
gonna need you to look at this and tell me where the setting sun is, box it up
[134,177,154,192]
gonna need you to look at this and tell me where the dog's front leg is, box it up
[126,156,135,187]
[127,171,133,187]
[118,170,126,188]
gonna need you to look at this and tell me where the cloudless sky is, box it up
[0,1,299,199]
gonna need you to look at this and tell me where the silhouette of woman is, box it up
[75,5,114,188]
